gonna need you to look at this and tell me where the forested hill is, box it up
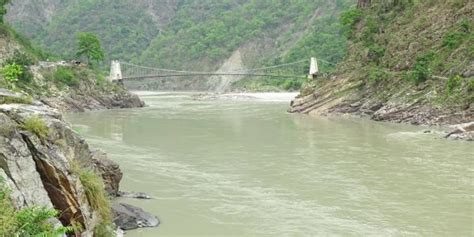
[6,0,354,90]
[290,0,473,125]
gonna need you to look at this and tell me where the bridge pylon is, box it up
[108,60,123,82]
[308,57,319,79]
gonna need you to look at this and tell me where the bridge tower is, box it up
[308,57,319,79]
[108,60,123,82]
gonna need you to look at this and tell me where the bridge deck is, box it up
[121,73,305,80]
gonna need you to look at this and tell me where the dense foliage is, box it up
[76,32,105,65]
[299,0,473,107]
[7,0,354,90]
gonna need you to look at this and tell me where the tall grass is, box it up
[20,116,49,139]
[70,159,114,236]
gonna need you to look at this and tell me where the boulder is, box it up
[112,203,160,230]
[445,122,474,141]
[118,191,153,199]
[91,150,123,196]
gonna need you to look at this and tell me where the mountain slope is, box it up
[289,0,473,125]
[6,0,354,91]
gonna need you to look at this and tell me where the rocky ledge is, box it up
[289,78,473,137]
[40,84,145,113]
[0,91,157,235]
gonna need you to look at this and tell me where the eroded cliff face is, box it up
[0,92,123,234]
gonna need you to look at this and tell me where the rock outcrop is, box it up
[0,94,125,234]
[112,203,160,231]
[445,122,474,141]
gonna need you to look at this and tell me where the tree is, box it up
[0,0,11,23]
[75,32,105,65]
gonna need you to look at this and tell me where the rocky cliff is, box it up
[290,1,473,126]
[0,91,119,235]
[0,90,157,235]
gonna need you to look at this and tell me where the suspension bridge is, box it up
[107,57,322,83]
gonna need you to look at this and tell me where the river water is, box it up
[66,92,473,237]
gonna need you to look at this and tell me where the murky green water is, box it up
[66,92,473,237]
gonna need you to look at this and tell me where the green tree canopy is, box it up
[76,32,105,65]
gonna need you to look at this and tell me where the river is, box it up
[65,92,473,237]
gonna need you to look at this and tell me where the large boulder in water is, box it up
[112,203,160,230]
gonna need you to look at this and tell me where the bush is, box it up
[1,63,23,85]
[340,8,363,27]
[367,44,386,63]
[3,51,34,84]
[368,67,388,83]
[0,178,73,236]
[21,116,49,139]
[410,52,434,85]
[54,67,79,87]
[445,75,462,94]
[340,8,363,38]
[4,50,34,67]
[442,32,466,49]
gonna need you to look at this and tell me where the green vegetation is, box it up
[76,32,105,66]
[21,116,49,139]
[0,95,32,104]
[297,0,472,111]
[410,52,434,85]
[1,63,22,87]
[53,67,79,87]
[0,0,10,23]
[7,0,354,91]
[70,159,114,236]
[0,50,36,92]
[0,177,73,236]
[340,7,363,37]
[445,75,462,95]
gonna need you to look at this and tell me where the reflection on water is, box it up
[66,92,473,237]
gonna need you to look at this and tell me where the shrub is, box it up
[368,67,388,83]
[340,8,363,38]
[442,32,466,49]
[21,116,49,139]
[282,79,302,91]
[0,177,73,236]
[3,50,34,84]
[1,63,22,85]
[4,50,34,67]
[54,67,79,87]
[367,44,386,63]
[410,52,434,85]
[340,8,363,27]
[445,75,462,94]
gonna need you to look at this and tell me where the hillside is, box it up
[289,0,473,125]
[6,0,354,91]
